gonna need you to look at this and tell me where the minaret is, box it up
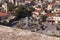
[15,0,18,6]
[4,3,7,13]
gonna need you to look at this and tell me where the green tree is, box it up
[13,5,35,18]
[41,0,44,3]
[41,15,47,22]
[0,3,2,7]
[7,2,15,11]
[14,5,27,18]
[57,21,60,30]
[28,6,35,12]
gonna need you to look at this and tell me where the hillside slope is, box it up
[0,25,60,40]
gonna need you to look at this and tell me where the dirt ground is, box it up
[0,25,59,40]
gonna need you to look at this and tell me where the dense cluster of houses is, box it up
[32,0,60,24]
[0,0,60,25]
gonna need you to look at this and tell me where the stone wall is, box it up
[0,26,60,40]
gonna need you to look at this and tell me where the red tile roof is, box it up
[35,9,42,13]
[0,12,9,17]
[45,13,56,17]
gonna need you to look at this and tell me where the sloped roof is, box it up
[0,12,9,17]
[45,13,56,17]
[35,8,42,13]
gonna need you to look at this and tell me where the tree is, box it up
[57,21,60,30]
[41,0,44,3]
[0,3,2,7]
[13,5,35,18]
[14,5,27,18]
[30,0,35,6]
[41,15,47,22]
[7,2,15,11]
